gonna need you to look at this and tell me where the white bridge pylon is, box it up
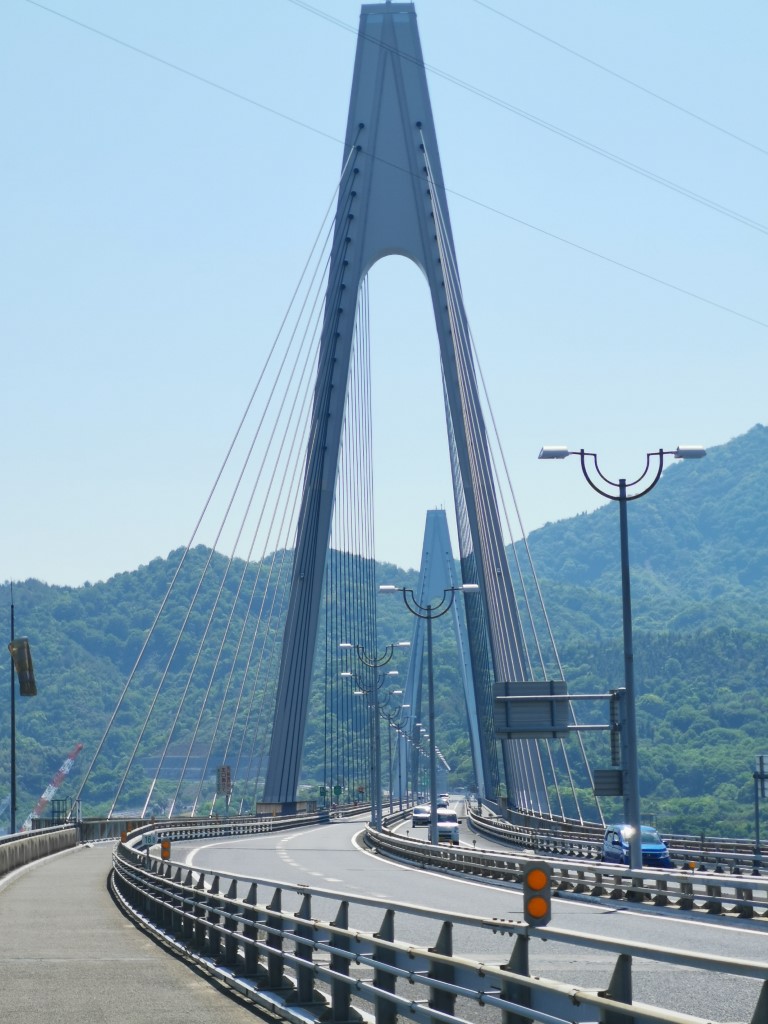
[263,2,529,804]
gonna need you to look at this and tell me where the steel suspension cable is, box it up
[424,136,599,821]
[189,275,331,817]
[85,150,358,817]
[138,172,350,819]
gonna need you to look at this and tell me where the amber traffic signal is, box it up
[522,861,552,925]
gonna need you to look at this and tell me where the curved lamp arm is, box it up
[379,583,480,620]
[539,445,706,502]
[339,640,410,670]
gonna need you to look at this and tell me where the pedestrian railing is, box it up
[111,827,768,1024]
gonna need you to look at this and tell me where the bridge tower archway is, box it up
[263,2,527,804]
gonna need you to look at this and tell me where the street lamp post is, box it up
[9,604,17,835]
[8,596,38,835]
[379,694,405,813]
[340,641,409,830]
[539,445,705,869]
[415,726,427,802]
[379,583,480,845]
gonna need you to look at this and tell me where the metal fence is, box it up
[111,824,768,1024]
[472,805,767,872]
[372,820,768,919]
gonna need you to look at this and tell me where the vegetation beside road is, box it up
[2,425,766,839]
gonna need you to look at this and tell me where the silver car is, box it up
[412,805,430,827]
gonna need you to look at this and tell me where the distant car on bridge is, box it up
[435,808,459,844]
[412,805,430,827]
[411,805,460,843]
[602,824,672,868]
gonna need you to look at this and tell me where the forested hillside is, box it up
[526,423,768,638]
[526,424,768,836]
[1,425,766,837]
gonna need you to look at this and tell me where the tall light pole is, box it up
[340,641,409,830]
[379,693,405,813]
[379,583,480,844]
[8,595,38,835]
[539,445,705,869]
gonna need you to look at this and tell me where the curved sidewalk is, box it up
[0,843,271,1023]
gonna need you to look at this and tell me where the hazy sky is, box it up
[4,0,766,586]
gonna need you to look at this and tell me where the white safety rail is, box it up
[468,806,767,874]
[72,808,331,844]
[112,825,768,1024]
[371,823,768,920]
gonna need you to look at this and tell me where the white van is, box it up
[435,807,459,845]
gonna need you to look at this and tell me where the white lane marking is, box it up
[351,829,768,937]
[279,832,306,843]
[182,831,767,940]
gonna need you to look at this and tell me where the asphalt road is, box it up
[173,812,767,1022]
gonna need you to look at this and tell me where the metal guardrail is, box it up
[68,808,331,844]
[0,808,332,876]
[469,806,767,874]
[140,812,332,844]
[369,822,768,920]
[111,823,768,1024]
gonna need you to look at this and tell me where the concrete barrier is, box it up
[0,827,77,878]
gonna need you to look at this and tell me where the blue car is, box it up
[602,824,673,868]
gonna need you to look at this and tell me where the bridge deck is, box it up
[0,843,269,1023]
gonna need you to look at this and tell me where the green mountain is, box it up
[1,424,766,838]
[527,422,768,637]
[527,424,768,837]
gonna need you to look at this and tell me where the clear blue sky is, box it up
[3,0,766,586]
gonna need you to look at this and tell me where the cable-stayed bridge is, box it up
[5,8,768,1024]
[73,4,618,833]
